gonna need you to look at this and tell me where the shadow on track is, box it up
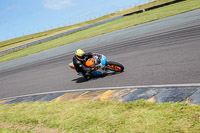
[72,72,121,83]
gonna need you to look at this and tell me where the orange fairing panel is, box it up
[85,58,95,67]
[69,62,75,69]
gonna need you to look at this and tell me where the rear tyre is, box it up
[106,61,124,72]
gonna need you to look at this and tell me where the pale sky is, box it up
[0,0,152,41]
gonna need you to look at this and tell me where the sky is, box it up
[0,0,152,42]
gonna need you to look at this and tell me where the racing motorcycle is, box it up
[69,54,124,79]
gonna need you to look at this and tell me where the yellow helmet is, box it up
[75,49,85,57]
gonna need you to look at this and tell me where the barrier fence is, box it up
[0,0,185,56]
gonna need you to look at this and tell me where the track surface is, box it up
[0,12,200,99]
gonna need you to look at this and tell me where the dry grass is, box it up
[0,100,200,132]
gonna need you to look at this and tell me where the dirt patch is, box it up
[0,122,61,133]
[0,122,32,131]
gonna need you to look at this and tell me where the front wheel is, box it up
[106,61,124,72]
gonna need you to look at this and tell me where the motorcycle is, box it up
[69,54,124,79]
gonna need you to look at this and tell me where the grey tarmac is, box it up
[0,9,200,99]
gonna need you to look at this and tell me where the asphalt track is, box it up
[0,10,200,99]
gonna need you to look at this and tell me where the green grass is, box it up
[0,100,200,133]
[0,128,32,133]
[0,0,174,51]
[0,0,200,63]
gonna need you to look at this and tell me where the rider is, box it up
[73,49,101,80]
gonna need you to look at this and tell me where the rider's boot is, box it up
[84,72,92,80]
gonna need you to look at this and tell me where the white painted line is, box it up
[1,83,200,101]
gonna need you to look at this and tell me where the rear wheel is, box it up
[106,61,124,72]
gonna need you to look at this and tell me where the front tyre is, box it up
[106,61,124,72]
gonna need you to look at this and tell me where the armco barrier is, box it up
[0,16,123,56]
[124,0,185,16]
[0,0,185,56]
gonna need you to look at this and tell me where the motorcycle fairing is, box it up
[100,55,107,66]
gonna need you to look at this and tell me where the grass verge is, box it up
[0,0,200,63]
[0,0,175,50]
[0,100,200,133]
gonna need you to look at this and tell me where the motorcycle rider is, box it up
[73,49,101,80]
